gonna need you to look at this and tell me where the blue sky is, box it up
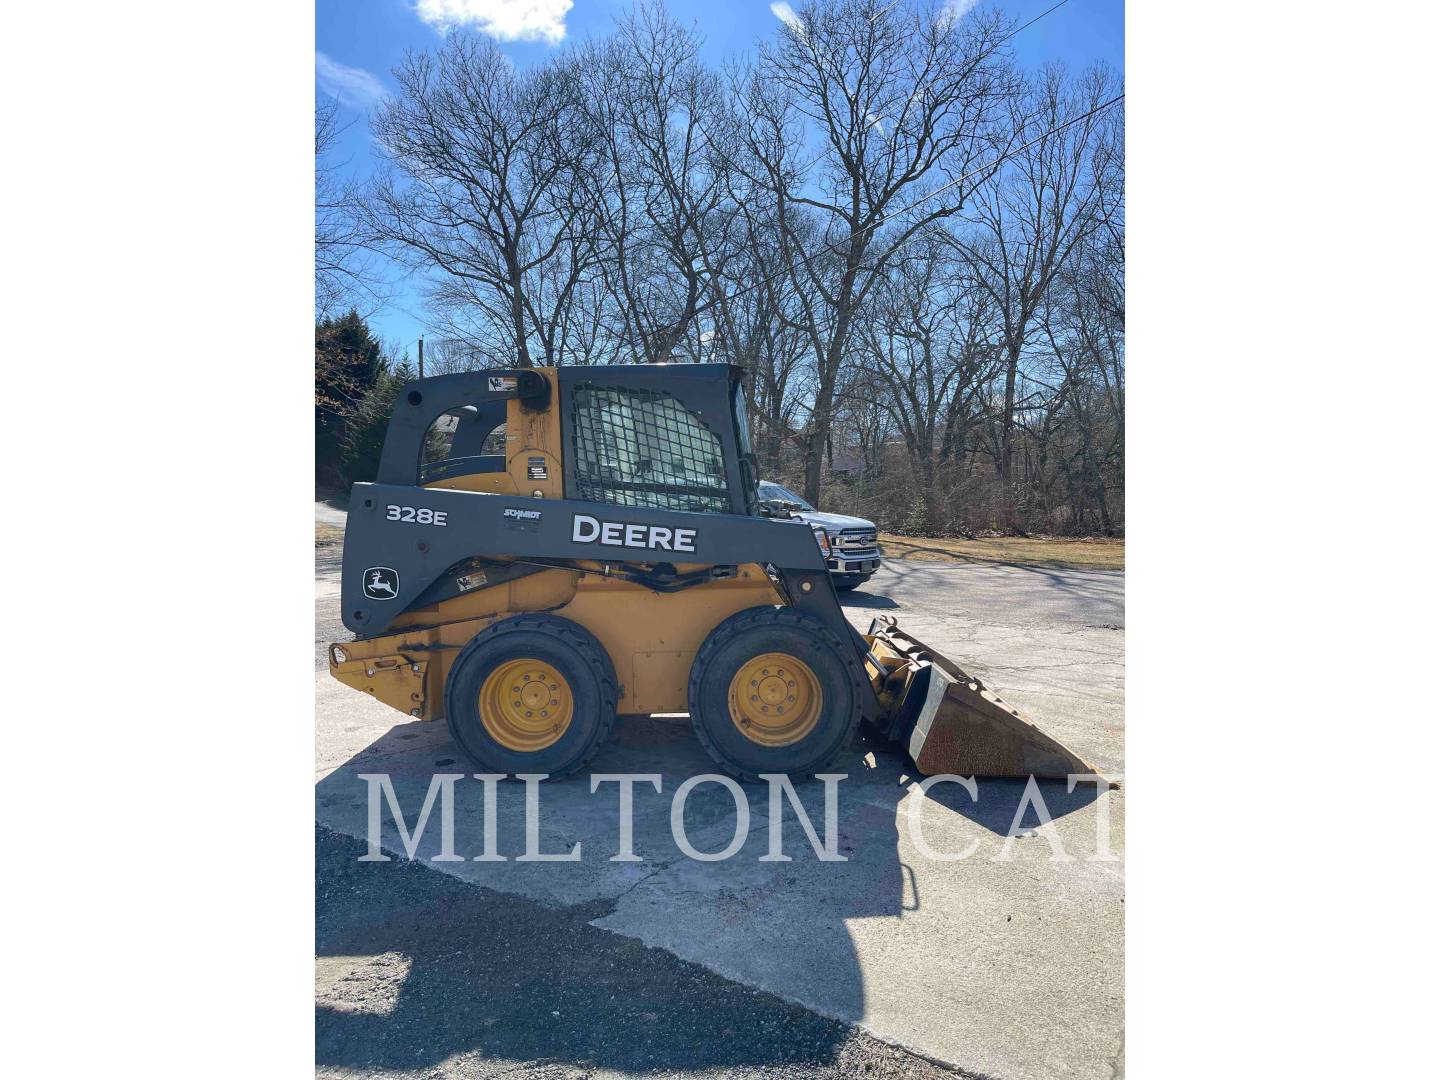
[317,0,1124,355]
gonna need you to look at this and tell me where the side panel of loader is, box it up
[330,563,786,719]
[339,483,854,647]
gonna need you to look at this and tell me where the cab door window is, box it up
[420,401,507,483]
[569,384,728,513]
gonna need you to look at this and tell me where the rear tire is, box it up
[444,614,618,779]
[688,606,862,782]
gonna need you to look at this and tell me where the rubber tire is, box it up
[444,614,618,779]
[688,606,863,782]
[832,573,872,592]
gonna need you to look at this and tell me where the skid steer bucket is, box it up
[866,617,1108,781]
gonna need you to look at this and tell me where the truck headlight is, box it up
[810,525,832,557]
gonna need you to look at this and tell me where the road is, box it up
[315,505,1124,1079]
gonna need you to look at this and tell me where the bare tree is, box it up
[1033,225,1125,532]
[716,224,817,472]
[316,99,388,318]
[736,0,1014,507]
[364,36,603,367]
[856,234,998,529]
[950,62,1122,528]
[581,3,743,363]
[419,336,487,375]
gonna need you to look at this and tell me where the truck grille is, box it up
[836,528,878,550]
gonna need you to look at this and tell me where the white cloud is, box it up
[939,0,980,26]
[415,0,573,44]
[770,2,803,31]
[315,51,387,108]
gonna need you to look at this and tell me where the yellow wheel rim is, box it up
[727,652,822,747]
[479,658,573,752]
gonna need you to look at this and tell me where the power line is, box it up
[872,0,1073,36]
[1011,0,1074,39]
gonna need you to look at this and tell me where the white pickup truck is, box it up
[757,480,881,592]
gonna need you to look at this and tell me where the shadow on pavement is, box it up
[837,589,900,609]
[876,556,1122,608]
[315,716,1098,1076]
[911,764,1099,836]
[316,826,910,1077]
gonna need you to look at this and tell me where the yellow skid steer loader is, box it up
[328,364,1101,782]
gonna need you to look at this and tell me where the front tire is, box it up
[688,606,862,781]
[444,614,618,778]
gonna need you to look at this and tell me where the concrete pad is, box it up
[594,769,1123,1079]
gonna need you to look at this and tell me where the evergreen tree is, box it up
[341,361,415,486]
[316,310,383,489]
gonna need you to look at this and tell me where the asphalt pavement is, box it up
[315,504,1124,1078]
[319,823,964,1079]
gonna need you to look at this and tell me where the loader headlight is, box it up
[810,525,832,557]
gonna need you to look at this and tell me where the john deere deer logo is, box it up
[363,566,399,600]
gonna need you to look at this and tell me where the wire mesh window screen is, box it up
[571,384,729,512]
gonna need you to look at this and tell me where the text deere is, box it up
[571,513,698,553]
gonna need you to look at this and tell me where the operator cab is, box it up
[384,363,760,518]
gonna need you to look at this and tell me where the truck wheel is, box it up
[688,607,862,782]
[444,614,618,779]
